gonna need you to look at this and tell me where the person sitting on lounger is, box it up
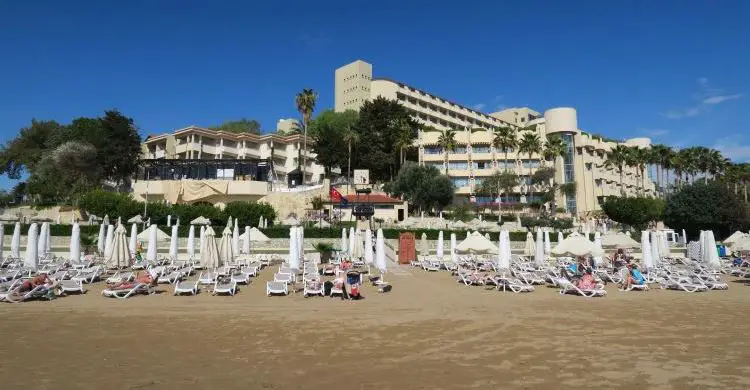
[576,270,598,290]
[612,248,628,269]
[18,273,61,297]
[621,264,645,290]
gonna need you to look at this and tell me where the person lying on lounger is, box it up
[108,272,155,290]
[17,273,61,298]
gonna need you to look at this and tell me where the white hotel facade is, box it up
[335,60,656,215]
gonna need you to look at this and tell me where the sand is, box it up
[1,266,749,390]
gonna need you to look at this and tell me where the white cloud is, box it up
[663,78,742,119]
[663,107,701,119]
[472,103,486,111]
[703,93,743,105]
[713,136,750,162]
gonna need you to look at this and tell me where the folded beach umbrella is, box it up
[218,225,233,264]
[187,225,195,258]
[288,226,299,269]
[97,223,106,254]
[348,227,356,258]
[146,224,159,261]
[420,233,428,256]
[11,222,21,258]
[436,231,444,260]
[232,221,240,257]
[450,233,457,262]
[199,226,206,255]
[341,228,348,254]
[104,224,115,259]
[69,222,81,262]
[24,223,39,270]
[375,228,387,274]
[523,232,534,256]
[200,226,220,269]
[106,223,130,269]
[641,231,653,271]
[649,231,661,267]
[169,225,179,260]
[129,223,138,255]
[364,228,374,265]
[544,229,551,254]
[242,226,250,254]
[534,229,546,268]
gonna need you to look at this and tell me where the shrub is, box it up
[601,197,665,231]
[663,181,750,241]
[223,201,276,228]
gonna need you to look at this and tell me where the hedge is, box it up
[1,224,560,242]
[78,190,276,228]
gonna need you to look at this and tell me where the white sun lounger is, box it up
[60,279,86,294]
[157,271,182,284]
[197,271,217,286]
[230,272,250,285]
[106,272,135,285]
[212,280,237,296]
[557,278,607,297]
[495,277,535,293]
[173,280,199,296]
[303,280,324,297]
[266,281,289,296]
[102,283,152,299]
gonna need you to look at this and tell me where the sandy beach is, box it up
[1,265,749,390]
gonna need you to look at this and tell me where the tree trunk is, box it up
[302,120,308,184]
[347,140,352,193]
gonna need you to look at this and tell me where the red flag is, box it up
[330,186,348,206]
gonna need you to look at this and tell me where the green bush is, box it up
[521,216,573,231]
[601,197,665,231]
[77,190,276,228]
[664,181,750,241]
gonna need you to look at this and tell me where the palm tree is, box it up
[671,150,686,189]
[295,88,318,184]
[605,145,630,196]
[650,144,671,196]
[492,126,516,172]
[392,118,414,168]
[342,125,359,190]
[627,147,648,195]
[542,134,566,167]
[437,129,457,175]
[518,132,542,200]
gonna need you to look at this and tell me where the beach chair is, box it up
[274,272,294,284]
[495,276,535,293]
[70,267,101,284]
[303,280,324,297]
[212,280,237,296]
[0,279,22,302]
[557,278,607,297]
[59,279,86,294]
[106,272,135,285]
[659,274,708,292]
[197,271,217,286]
[173,280,199,296]
[516,271,546,285]
[0,269,21,283]
[230,272,250,285]
[157,271,182,284]
[102,283,152,299]
[266,281,289,296]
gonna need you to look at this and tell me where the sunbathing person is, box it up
[621,264,646,290]
[575,270,598,290]
[108,272,154,290]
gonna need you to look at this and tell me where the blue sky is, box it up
[1,0,748,190]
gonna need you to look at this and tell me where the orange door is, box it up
[398,232,416,264]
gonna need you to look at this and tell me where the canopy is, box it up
[191,216,211,225]
[724,231,748,246]
[600,232,640,248]
[137,227,171,242]
[239,227,270,242]
[127,215,143,224]
[551,232,604,257]
[456,231,498,254]
[731,235,750,251]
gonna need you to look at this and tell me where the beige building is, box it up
[334,60,656,215]
[134,126,326,206]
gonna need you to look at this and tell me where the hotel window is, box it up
[586,163,593,171]
[424,147,442,155]
[453,146,467,154]
[447,162,468,170]
[472,146,490,153]
[451,177,469,187]
[472,162,489,170]
[521,159,541,169]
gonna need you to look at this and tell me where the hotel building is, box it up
[335,60,656,215]
[133,126,325,206]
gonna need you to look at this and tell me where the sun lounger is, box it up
[266,281,289,296]
[212,280,237,296]
[197,271,217,286]
[274,272,294,284]
[495,277,535,293]
[60,279,86,294]
[70,267,101,284]
[106,272,135,285]
[3,284,53,303]
[102,283,152,299]
[173,280,199,296]
[557,278,607,297]
[659,275,708,292]
[303,280,324,297]
[0,269,21,283]
[230,272,250,285]
[157,271,182,284]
